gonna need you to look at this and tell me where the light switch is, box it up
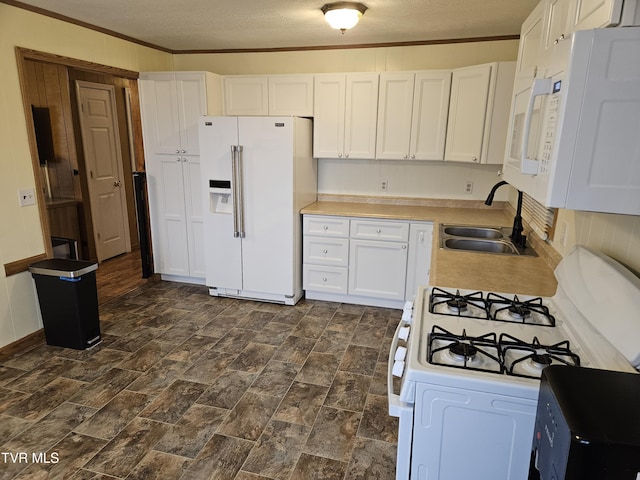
[18,188,36,207]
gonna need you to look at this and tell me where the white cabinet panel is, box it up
[139,71,220,282]
[376,71,451,161]
[350,219,409,242]
[313,73,378,159]
[570,0,624,29]
[303,236,349,267]
[303,264,348,294]
[444,64,492,164]
[410,72,452,161]
[303,214,350,237]
[445,62,515,165]
[348,239,408,300]
[269,75,314,116]
[223,76,269,116]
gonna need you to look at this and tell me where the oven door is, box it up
[388,313,414,480]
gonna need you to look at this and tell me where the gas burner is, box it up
[487,293,556,327]
[508,304,531,320]
[446,298,468,314]
[429,288,489,319]
[428,326,503,374]
[448,342,478,361]
[499,334,580,379]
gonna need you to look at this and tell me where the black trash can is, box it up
[29,259,101,350]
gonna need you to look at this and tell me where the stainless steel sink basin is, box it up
[443,238,519,254]
[439,224,537,256]
[442,226,505,239]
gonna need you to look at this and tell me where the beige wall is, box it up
[0,4,173,348]
[173,40,519,74]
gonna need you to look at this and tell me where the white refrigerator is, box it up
[199,116,317,305]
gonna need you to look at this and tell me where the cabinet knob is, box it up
[323,226,328,230]
[338,153,343,158]
[181,149,186,154]
[176,157,181,162]
[113,180,122,187]
[182,157,188,162]
[176,149,180,154]
[403,154,408,159]
[472,157,478,162]
[410,154,415,159]
[402,245,407,249]
[376,228,382,234]
[322,277,328,282]
[323,249,328,254]
[345,153,349,158]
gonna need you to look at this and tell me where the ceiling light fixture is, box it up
[321,2,368,33]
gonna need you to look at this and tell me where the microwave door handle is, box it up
[521,78,553,175]
[231,145,240,238]
[236,145,245,238]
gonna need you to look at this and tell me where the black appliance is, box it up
[530,365,640,479]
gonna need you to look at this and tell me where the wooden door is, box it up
[76,81,130,261]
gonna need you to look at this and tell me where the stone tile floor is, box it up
[0,281,399,479]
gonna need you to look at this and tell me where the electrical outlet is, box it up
[380,179,388,192]
[18,188,36,207]
[465,181,473,194]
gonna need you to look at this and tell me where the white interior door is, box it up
[76,81,130,262]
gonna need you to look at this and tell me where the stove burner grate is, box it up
[429,288,489,319]
[487,293,556,327]
[499,334,580,379]
[428,326,504,374]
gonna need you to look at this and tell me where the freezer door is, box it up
[199,116,242,290]
[238,117,295,296]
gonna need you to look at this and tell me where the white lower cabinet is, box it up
[303,214,433,308]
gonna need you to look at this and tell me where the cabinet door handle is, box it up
[376,228,382,234]
[402,244,407,249]
[338,153,343,158]
[472,157,478,162]
[410,154,415,159]
[322,277,328,282]
[323,249,328,254]
[181,149,186,154]
[403,154,408,159]
[323,225,329,230]
[345,153,349,158]
[113,180,122,187]
[176,149,180,154]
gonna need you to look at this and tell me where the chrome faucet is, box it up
[485,181,527,249]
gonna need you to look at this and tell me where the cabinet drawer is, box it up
[350,219,409,241]
[303,215,350,237]
[303,236,349,267]
[303,264,348,294]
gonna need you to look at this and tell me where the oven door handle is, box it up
[388,319,413,417]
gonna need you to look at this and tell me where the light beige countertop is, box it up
[301,200,558,297]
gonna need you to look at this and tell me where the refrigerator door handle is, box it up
[231,145,240,238]
[237,145,246,238]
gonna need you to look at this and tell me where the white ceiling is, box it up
[14,0,538,52]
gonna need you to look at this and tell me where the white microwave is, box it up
[503,27,640,215]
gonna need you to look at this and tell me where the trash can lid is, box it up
[29,259,97,278]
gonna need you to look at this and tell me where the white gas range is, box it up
[388,246,640,480]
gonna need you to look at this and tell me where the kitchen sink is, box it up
[443,238,519,254]
[439,224,537,256]
[442,226,505,239]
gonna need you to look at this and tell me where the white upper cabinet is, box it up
[223,75,313,116]
[139,72,221,156]
[268,75,314,116]
[444,62,515,165]
[570,0,624,29]
[376,71,452,161]
[517,2,545,80]
[223,76,269,116]
[313,73,379,159]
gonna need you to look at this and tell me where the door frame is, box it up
[15,47,144,261]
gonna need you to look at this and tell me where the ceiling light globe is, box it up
[322,2,367,32]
